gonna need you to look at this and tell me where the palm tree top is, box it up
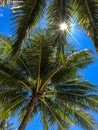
[0,32,98,130]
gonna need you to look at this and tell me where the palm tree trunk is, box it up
[18,94,40,130]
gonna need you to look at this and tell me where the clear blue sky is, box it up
[0,6,98,130]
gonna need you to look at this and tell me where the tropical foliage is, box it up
[72,0,98,51]
[1,0,97,53]
[0,120,15,130]
[0,0,98,130]
[0,32,98,130]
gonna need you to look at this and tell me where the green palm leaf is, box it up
[74,110,96,130]
[12,0,46,55]
[72,0,98,51]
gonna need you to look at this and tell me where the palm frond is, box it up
[66,49,94,69]
[47,0,72,52]
[0,120,15,130]
[0,34,12,60]
[52,49,94,83]
[74,110,96,130]
[0,62,31,90]
[41,98,69,130]
[47,0,71,28]
[41,102,48,130]
[72,0,98,51]
[12,0,46,55]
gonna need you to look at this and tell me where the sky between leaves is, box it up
[0,5,98,130]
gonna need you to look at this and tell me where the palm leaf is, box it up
[12,0,46,55]
[0,34,12,60]
[72,0,98,51]
[47,0,71,28]
[41,99,69,130]
[41,102,48,130]
[52,49,94,83]
[74,110,96,130]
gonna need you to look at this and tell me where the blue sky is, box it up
[0,6,98,130]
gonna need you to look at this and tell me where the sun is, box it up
[59,23,68,31]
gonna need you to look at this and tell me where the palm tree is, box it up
[0,32,98,130]
[1,0,97,54]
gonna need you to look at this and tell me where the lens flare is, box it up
[59,23,68,30]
